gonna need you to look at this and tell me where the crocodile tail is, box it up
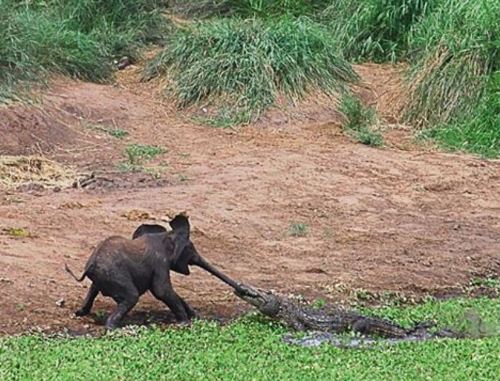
[407,321,435,335]
[434,328,464,339]
[352,317,408,338]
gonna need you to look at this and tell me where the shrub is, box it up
[144,17,358,124]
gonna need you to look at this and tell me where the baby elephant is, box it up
[66,214,243,329]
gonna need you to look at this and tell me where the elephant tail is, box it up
[64,263,87,282]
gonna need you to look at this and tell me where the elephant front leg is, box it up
[180,298,197,319]
[150,275,190,322]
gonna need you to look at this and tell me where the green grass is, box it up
[0,0,169,101]
[144,17,358,125]
[339,94,383,147]
[420,89,500,158]
[0,2,109,100]
[404,0,498,126]
[469,277,500,289]
[288,222,309,237]
[404,0,499,157]
[0,297,498,380]
[83,123,129,139]
[118,144,166,173]
[124,144,165,165]
[322,0,442,63]
[170,0,331,19]
[192,107,248,129]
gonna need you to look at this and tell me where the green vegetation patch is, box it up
[288,222,309,237]
[144,17,358,125]
[420,81,499,158]
[0,297,498,380]
[339,93,383,146]
[0,0,169,101]
[404,0,499,157]
[124,144,165,165]
[170,0,331,19]
[405,0,498,127]
[322,0,441,62]
[83,123,129,139]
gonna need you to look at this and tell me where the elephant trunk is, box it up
[192,256,245,293]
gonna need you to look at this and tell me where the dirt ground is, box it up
[0,64,499,335]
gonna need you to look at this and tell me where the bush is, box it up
[322,0,442,62]
[144,17,358,124]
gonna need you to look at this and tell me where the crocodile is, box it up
[235,284,459,346]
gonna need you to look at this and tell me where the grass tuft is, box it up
[339,94,383,147]
[144,17,358,125]
[288,222,308,237]
[124,144,165,165]
[83,123,129,139]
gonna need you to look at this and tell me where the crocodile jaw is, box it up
[234,284,280,316]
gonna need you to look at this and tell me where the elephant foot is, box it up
[75,308,90,317]
[176,320,193,328]
[104,320,119,330]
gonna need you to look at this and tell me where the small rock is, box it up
[53,186,61,193]
[56,298,65,307]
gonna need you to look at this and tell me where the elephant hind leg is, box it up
[105,288,139,330]
[75,283,99,317]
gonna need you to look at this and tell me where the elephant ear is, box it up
[169,214,191,271]
[132,224,167,239]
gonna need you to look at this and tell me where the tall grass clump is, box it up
[420,73,499,158]
[322,0,442,62]
[0,2,109,100]
[405,0,498,126]
[51,0,169,60]
[0,0,168,101]
[404,0,499,157]
[144,17,358,124]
